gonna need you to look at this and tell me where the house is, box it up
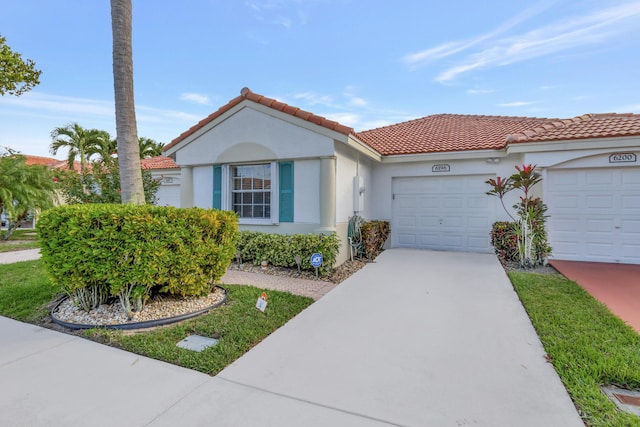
[163,87,640,265]
[140,156,180,207]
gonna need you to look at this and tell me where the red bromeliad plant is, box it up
[485,164,550,267]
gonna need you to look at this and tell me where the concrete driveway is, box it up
[0,249,582,426]
[158,249,582,426]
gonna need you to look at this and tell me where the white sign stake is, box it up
[256,292,268,312]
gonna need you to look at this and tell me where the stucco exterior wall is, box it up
[293,159,321,224]
[193,165,213,208]
[334,142,374,222]
[175,107,335,166]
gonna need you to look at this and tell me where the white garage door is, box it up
[547,167,640,264]
[155,184,181,207]
[392,175,495,252]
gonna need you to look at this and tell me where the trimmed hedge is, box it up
[236,231,340,275]
[360,220,390,260]
[37,204,238,314]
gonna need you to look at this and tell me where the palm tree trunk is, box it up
[111,0,145,204]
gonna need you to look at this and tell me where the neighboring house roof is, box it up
[23,155,83,172]
[141,156,179,170]
[164,87,354,152]
[23,155,60,167]
[165,87,640,158]
[355,114,556,155]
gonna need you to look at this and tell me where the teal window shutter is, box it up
[212,165,222,209]
[279,161,294,222]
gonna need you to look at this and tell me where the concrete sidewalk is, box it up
[0,248,40,264]
[0,249,582,426]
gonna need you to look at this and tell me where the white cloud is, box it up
[349,97,367,107]
[618,103,640,113]
[245,0,310,29]
[323,112,360,128]
[467,88,494,95]
[0,91,207,157]
[405,1,640,83]
[404,0,555,69]
[180,92,211,105]
[292,91,335,107]
[497,101,535,107]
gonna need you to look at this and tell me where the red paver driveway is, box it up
[550,260,640,333]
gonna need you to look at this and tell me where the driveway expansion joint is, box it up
[216,375,406,427]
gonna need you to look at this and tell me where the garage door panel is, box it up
[398,233,417,245]
[417,233,439,247]
[585,219,615,233]
[467,196,490,209]
[468,216,491,229]
[621,218,640,233]
[419,215,440,227]
[622,195,640,209]
[554,218,581,231]
[419,196,440,209]
[398,215,417,227]
[442,219,465,230]
[469,236,492,251]
[549,172,578,186]
[622,171,640,184]
[586,243,615,257]
[622,244,640,261]
[392,175,495,252]
[548,167,640,264]
[397,195,418,208]
[586,195,614,210]
[441,234,465,249]
[586,170,614,185]
[443,197,465,209]
[549,195,579,209]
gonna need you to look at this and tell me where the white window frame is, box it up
[221,162,279,225]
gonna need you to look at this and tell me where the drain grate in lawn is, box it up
[602,386,640,416]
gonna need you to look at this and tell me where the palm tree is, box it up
[138,137,163,158]
[50,123,109,175]
[111,0,145,204]
[0,149,56,239]
[88,136,118,164]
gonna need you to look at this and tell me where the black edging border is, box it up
[50,286,228,331]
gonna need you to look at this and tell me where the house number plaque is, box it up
[609,153,636,163]
[432,164,450,172]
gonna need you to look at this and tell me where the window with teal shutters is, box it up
[212,165,222,209]
[279,161,294,222]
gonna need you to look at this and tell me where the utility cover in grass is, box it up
[602,386,640,416]
[176,335,219,352]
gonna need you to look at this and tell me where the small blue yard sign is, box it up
[310,253,323,268]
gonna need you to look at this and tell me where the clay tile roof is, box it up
[355,114,556,155]
[506,113,640,143]
[140,156,179,170]
[164,87,355,152]
[23,155,61,167]
[21,155,85,172]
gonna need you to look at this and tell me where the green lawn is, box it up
[510,272,640,427]
[0,228,40,253]
[0,260,59,322]
[0,260,313,376]
[85,285,313,375]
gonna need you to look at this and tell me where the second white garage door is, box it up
[392,175,496,252]
[546,166,640,264]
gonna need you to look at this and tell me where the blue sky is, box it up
[1,0,640,158]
